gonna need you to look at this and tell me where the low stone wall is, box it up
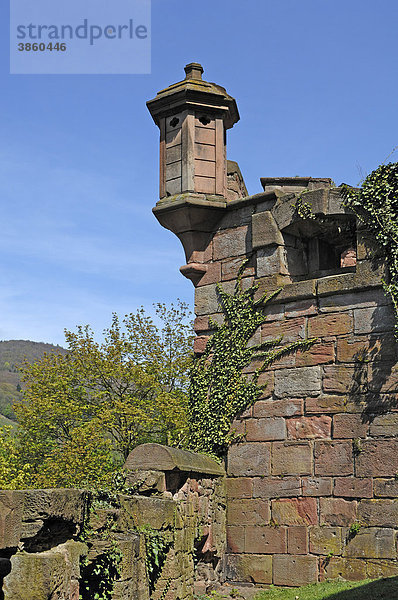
[0,444,226,600]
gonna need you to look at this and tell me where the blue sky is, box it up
[1,0,397,345]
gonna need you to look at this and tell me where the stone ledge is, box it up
[124,443,225,476]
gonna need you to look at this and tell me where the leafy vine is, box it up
[341,162,398,337]
[188,262,316,457]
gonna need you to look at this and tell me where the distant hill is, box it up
[0,340,67,422]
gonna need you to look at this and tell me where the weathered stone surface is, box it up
[261,317,306,343]
[252,211,283,249]
[125,443,224,476]
[366,559,398,579]
[295,342,335,367]
[245,525,287,553]
[323,365,366,394]
[253,477,301,499]
[354,305,396,335]
[226,478,253,499]
[334,478,373,499]
[227,526,245,553]
[0,491,24,550]
[257,246,288,277]
[3,540,87,600]
[195,284,220,315]
[195,262,221,287]
[125,470,166,494]
[305,395,347,414]
[227,499,270,526]
[286,415,331,439]
[309,526,343,556]
[344,528,396,559]
[287,526,308,554]
[333,414,368,439]
[227,442,270,477]
[273,554,318,586]
[226,553,272,584]
[356,440,398,477]
[308,313,353,338]
[213,226,248,260]
[119,496,175,530]
[253,398,303,418]
[274,366,322,398]
[284,299,317,318]
[315,441,353,476]
[22,489,87,524]
[193,335,210,354]
[369,413,398,437]
[319,498,357,526]
[246,418,286,441]
[271,498,317,526]
[321,557,367,581]
[319,288,389,313]
[357,499,398,527]
[367,362,398,393]
[374,478,398,497]
[221,257,254,281]
[302,477,332,497]
[272,441,312,476]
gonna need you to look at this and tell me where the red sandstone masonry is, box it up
[308,313,353,338]
[315,441,354,476]
[287,526,308,554]
[287,416,331,439]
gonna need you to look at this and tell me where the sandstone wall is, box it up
[188,179,398,586]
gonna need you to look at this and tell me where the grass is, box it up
[253,577,398,600]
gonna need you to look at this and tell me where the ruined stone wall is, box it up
[189,180,398,587]
[0,445,226,599]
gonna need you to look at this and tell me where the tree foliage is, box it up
[188,266,316,457]
[11,302,193,488]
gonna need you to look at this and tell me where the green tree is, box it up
[13,301,193,488]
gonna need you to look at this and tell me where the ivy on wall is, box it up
[342,162,398,337]
[188,263,316,457]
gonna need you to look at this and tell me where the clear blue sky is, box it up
[1,0,397,345]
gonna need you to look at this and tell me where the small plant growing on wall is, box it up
[188,262,316,457]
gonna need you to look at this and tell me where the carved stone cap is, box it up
[147,63,239,129]
[124,443,225,476]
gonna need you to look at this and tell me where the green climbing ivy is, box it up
[188,263,316,457]
[341,162,398,337]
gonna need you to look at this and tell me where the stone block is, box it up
[368,363,398,393]
[272,441,312,476]
[302,477,332,497]
[227,526,245,553]
[271,498,317,526]
[227,499,270,526]
[356,440,398,477]
[221,257,254,281]
[0,491,23,550]
[227,442,270,477]
[257,246,288,277]
[354,305,396,335]
[357,499,398,527]
[22,489,87,524]
[261,317,306,343]
[321,557,367,581]
[287,526,308,554]
[322,365,366,394]
[287,416,331,439]
[246,418,286,441]
[253,398,303,418]
[195,284,220,315]
[344,528,395,559]
[273,554,318,586]
[305,395,347,414]
[193,335,209,354]
[320,498,357,526]
[226,478,253,499]
[333,414,368,439]
[274,366,322,398]
[196,262,221,287]
[253,477,301,499]
[308,313,353,338]
[334,478,373,499]
[119,496,175,531]
[295,342,335,367]
[226,553,272,584]
[319,288,389,313]
[309,526,343,556]
[314,441,353,476]
[252,212,283,249]
[284,299,317,318]
[369,413,398,437]
[245,525,287,554]
[374,478,398,497]
[366,559,398,579]
[213,226,248,260]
